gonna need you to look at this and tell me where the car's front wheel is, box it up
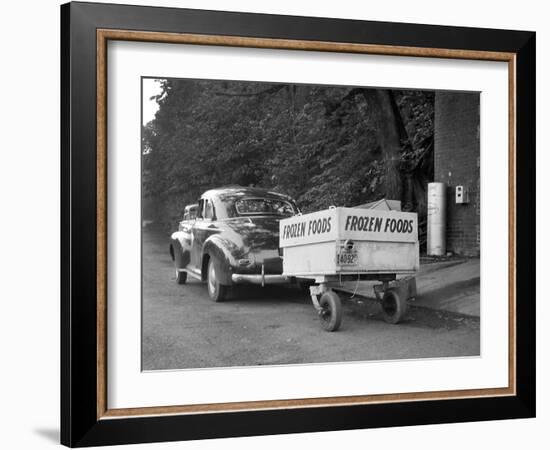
[175,268,187,285]
[207,257,228,302]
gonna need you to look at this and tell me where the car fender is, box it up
[170,231,191,269]
[202,235,239,285]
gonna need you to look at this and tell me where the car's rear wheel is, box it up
[207,257,228,302]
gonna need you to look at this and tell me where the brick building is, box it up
[434,92,480,256]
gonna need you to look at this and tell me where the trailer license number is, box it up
[337,251,358,266]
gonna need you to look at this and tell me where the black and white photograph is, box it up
[0,0,539,447]
[141,77,481,371]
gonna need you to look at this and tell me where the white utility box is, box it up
[455,185,470,204]
[280,207,419,280]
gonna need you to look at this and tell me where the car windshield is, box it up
[235,197,297,217]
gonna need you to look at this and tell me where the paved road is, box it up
[142,229,480,370]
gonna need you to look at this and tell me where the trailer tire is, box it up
[381,288,407,324]
[319,291,342,332]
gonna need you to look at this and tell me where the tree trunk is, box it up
[360,89,404,201]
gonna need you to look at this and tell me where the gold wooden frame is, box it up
[96,29,516,420]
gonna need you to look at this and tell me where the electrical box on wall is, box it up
[455,185,470,204]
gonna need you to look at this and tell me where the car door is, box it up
[190,197,219,272]
[189,199,204,270]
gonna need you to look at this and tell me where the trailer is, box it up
[279,205,419,331]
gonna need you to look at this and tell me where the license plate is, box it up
[337,250,358,266]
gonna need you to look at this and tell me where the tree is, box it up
[142,78,434,229]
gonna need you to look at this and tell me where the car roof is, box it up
[202,186,292,200]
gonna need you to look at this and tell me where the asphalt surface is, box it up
[142,229,480,370]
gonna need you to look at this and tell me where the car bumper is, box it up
[231,273,291,286]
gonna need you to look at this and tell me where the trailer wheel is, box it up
[381,288,407,324]
[319,291,342,332]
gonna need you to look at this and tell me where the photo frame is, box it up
[61,1,535,447]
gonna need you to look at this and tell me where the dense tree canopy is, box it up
[142,78,433,229]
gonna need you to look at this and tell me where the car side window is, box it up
[197,199,205,219]
[204,199,214,220]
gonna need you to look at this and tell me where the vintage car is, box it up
[181,203,198,223]
[169,186,300,301]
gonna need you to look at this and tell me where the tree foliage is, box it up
[142,79,434,228]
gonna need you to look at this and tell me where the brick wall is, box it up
[434,92,480,256]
